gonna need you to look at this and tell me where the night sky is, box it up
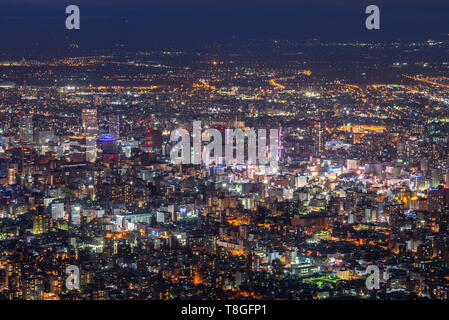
[0,0,447,52]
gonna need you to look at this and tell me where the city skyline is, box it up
[0,0,448,306]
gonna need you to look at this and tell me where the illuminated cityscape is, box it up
[0,0,448,303]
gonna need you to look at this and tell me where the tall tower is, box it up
[81,108,98,163]
[19,114,33,143]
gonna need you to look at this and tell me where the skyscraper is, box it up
[18,114,33,143]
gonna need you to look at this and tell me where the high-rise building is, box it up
[109,113,120,139]
[51,202,65,220]
[0,159,8,180]
[142,129,153,153]
[81,109,98,163]
[8,165,17,185]
[22,277,44,300]
[70,205,81,225]
[431,169,441,188]
[81,109,98,135]
[32,214,51,235]
[313,120,324,157]
[18,114,33,143]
